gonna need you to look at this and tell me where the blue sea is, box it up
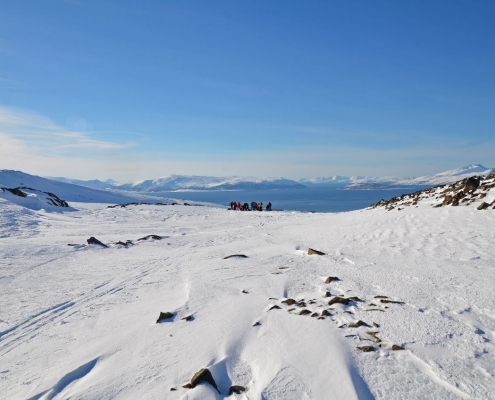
[148,185,429,213]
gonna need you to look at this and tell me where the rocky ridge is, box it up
[369,171,495,211]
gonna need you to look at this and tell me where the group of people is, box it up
[230,201,272,211]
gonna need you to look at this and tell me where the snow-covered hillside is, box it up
[1,187,494,398]
[113,175,305,192]
[0,170,184,205]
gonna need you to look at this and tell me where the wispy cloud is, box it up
[0,106,136,152]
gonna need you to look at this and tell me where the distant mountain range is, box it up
[111,175,306,192]
[2,165,493,202]
[299,164,494,189]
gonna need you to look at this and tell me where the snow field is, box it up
[0,200,494,399]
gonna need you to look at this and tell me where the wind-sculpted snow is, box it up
[0,201,494,398]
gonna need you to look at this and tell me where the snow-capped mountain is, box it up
[113,175,305,192]
[46,176,117,189]
[298,176,355,185]
[395,164,493,185]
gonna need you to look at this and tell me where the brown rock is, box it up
[392,345,405,351]
[321,310,332,317]
[357,346,375,352]
[324,291,331,298]
[311,312,319,317]
[282,299,296,306]
[348,296,364,302]
[189,368,220,393]
[269,305,281,311]
[328,297,351,306]
[299,309,312,316]
[348,320,370,328]
[374,295,388,299]
[477,202,489,210]
[308,248,325,255]
[181,315,193,321]
[325,276,340,284]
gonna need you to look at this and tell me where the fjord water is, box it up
[149,186,429,213]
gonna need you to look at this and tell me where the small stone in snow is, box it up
[308,248,325,255]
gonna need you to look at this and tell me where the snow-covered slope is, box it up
[113,175,306,192]
[1,196,494,398]
[0,170,172,204]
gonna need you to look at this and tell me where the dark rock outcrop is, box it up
[2,187,27,197]
[357,346,375,352]
[229,386,246,395]
[156,312,174,323]
[392,344,405,351]
[282,298,296,306]
[87,237,108,247]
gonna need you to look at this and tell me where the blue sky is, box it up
[1,0,494,180]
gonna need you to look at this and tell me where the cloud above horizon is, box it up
[1,106,494,182]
